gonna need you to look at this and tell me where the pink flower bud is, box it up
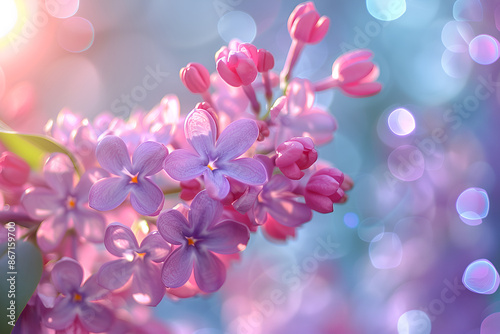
[304,167,347,213]
[332,49,382,97]
[0,152,30,188]
[270,96,287,121]
[275,137,317,180]
[238,43,258,65]
[256,120,270,142]
[216,47,258,87]
[288,2,330,44]
[256,49,275,72]
[180,63,211,94]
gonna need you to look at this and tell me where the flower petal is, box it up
[139,231,171,262]
[44,297,77,330]
[89,177,131,212]
[96,259,134,291]
[161,246,195,288]
[132,141,168,176]
[294,108,337,145]
[189,190,223,233]
[78,302,113,333]
[342,82,382,97]
[51,257,83,295]
[219,158,267,185]
[80,274,110,302]
[193,250,226,293]
[95,135,132,175]
[157,209,190,245]
[129,178,164,216]
[185,109,216,159]
[267,198,312,227]
[163,149,206,181]
[203,169,230,200]
[21,187,62,220]
[201,220,249,254]
[37,214,68,252]
[43,153,75,196]
[104,223,139,256]
[131,262,165,306]
[215,119,258,161]
[73,209,105,243]
[73,168,109,203]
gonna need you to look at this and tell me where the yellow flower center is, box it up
[73,293,82,302]
[186,237,196,246]
[136,252,146,259]
[131,175,139,184]
[207,163,214,171]
[67,197,76,209]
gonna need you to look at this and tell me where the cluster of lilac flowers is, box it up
[1,2,381,332]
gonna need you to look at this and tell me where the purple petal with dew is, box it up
[96,259,134,291]
[204,169,231,200]
[104,223,139,257]
[129,178,164,216]
[193,250,226,293]
[81,274,111,302]
[78,302,113,333]
[43,297,77,330]
[73,209,105,243]
[215,119,259,161]
[131,262,165,306]
[161,246,195,288]
[132,141,168,176]
[163,149,206,181]
[95,135,132,175]
[43,153,75,196]
[202,220,249,254]
[73,168,109,203]
[51,257,83,295]
[37,213,68,252]
[185,109,216,159]
[219,158,267,186]
[266,198,312,227]
[189,190,223,233]
[139,231,171,262]
[157,209,190,245]
[89,177,131,212]
[21,187,62,220]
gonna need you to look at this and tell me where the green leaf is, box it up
[0,239,43,334]
[0,131,83,176]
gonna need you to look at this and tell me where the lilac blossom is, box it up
[21,153,107,252]
[97,223,170,306]
[43,258,113,333]
[157,190,250,292]
[89,135,167,216]
[163,109,267,200]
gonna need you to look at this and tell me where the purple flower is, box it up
[89,135,168,216]
[157,190,250,292]
[163,109,267,200]
[43,258,113,332]
[21,153,107,252]
[97,223,170,306]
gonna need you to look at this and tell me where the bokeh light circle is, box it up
[469,35,500,65]
[388,146,425,181]
[218,11,257,43]
[453,0,483,22]
[366,0,406,21]
[369,232,403,269]
[0,0,18,38]
[57,17,95,53]
[481,313,500,334]
[456,187,489,225]
[45,0,79,19]
[462,259,499,295]
[344,212,359,229]
[397,310,431,334]
[388,108,415,136]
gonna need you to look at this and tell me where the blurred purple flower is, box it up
[21,153,107,252]
[97,223,170,306]
[89,135,167,216]
[163,109,267,200]
[43,258,113,333]
[157,190,250,292]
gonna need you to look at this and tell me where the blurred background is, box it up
[1,0,500,333]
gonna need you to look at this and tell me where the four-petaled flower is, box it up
[89,135,168,216]
[163,109,267,200]
[157,190,250,292]
[97,223,171,306]
[44,257,113,333]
